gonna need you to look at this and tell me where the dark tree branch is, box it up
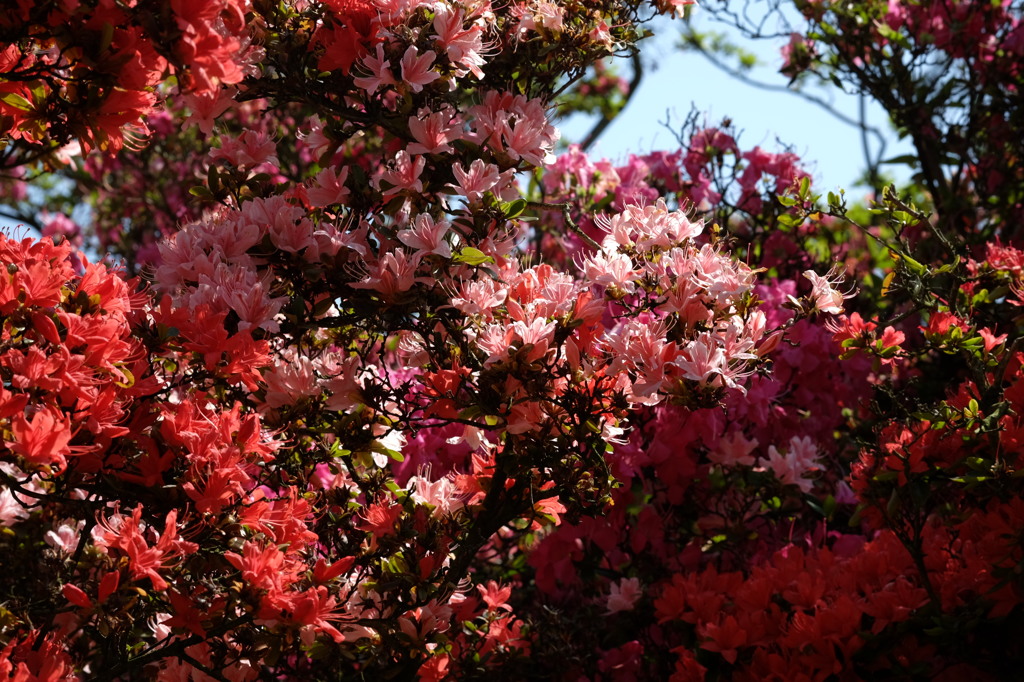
[580,51,644,152]
[684,32,890,188]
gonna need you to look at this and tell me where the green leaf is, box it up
[886,489,901,518]
[114,366,135,389]
[880,154,921,167]
[99,21,115,53]
[0,93,32,112]
[823,495,837,519]
[453,247,494,266]
[898,252,928,276]
[502,198,527,219]
[876,23,911,48]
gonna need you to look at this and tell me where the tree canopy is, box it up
[2,0,1024,679]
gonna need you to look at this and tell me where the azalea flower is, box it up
[606,577,642,614]
[399,46,440,93]
[803,266,852,315]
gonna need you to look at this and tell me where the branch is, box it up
[97,616,255,680]
[0,206,41,231]
[685,37,890,183]
[859,93,883,194]
[435,466,514,603]
[527,201,603,251]
[580,51,644,152]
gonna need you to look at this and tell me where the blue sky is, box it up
[559,14,913,199]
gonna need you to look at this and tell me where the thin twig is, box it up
[685,37,890,177]
[859,93,882,194]
[527,201,603,251]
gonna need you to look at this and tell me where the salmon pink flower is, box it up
[698,615,748,664]
[7,407,74,473]
[211,129,279,169]
[408,107,462,155]
[96,506,198,592]
[582,251,637,294]
[760,435,820,493]
[478,581,513,612]
[399,46,440,93]
[182,87,236,135]
[432,6,488,78]
[308,167,350,207]
[978,326,1007,352]
[450,278,508,318]
[450,159,503,202]
[397,214,452,258]
[353,44,396,93]
[375,151,425,196]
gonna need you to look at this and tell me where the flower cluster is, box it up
[5,0,1024,679]
[0,0,253,157]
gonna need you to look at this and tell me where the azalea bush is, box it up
[1,0,1024,680]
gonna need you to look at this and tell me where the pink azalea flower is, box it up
[210,129,279,169]
[804,266,851,315]
[407,471,465,515]
[397,214,452,258]
[606,577,642,614]
[450,159,501,202]
[350,251,428,299]
[353,44,396,94]
[760,435,820,493]
[709,431,759,467]
[408,107,462,155]
[297,115,332,159]
[182,87,236,135]
[582,251,637,293]
[979,326,1008,352]
[307,167,350,208]
[399,46,440,93]
[674,333,727,385]
[0,463,41,526]
[375,151,426,197]
[262,349,320,409]
[450,278,508,318]
[432,6,488,78]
